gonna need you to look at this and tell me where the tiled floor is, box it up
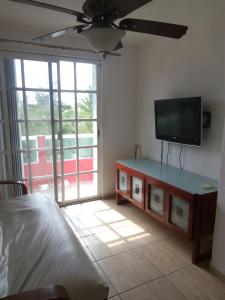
[63,199,225,300]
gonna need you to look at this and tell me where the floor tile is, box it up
[120,277,186,300]
[78,238,96,262]
[83,219,168,260]
[93,262,117,298]
[168,265,225,300]
[64,204,84,217]
[138,236,191,274]
[108,296,121,300]
[70,214,110,237]
[83,229,132,260]
[98,248,162,293]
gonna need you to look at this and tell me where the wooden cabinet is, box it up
[116,166,145,209]
[116,159,218,264]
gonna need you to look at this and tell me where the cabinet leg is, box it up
[116,193,128,205]
[192,239,200,264]
[116,193,122,205]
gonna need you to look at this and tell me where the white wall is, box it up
[136,8,225,180]
[101,48,137,197]
[212,124,225,275]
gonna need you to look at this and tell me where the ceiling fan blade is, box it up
[33,25,87,42]
[119,19,188,39]
[114,41,123,51]
[10,0,87,18]
[82,0,152,19]
[108,0,152,19]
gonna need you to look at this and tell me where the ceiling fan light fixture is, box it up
[80,27,126,53]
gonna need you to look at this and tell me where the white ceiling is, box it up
[0,0,224,47]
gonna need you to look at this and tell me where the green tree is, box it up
[78,94,93,134]
[19,91,93,135]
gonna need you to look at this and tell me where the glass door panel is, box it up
[78,121,98,146]
[23,60,49,89]
[149,185,164,216]
[119,171,128,192]
[77,93,97,119]
[32,176,55,199]
[64,175,78,201]
[79,173,98,198]
[61,92,76,119]
[7,58,99,204]
[170,196,189,232]
[76,63,96,91]
[78,147,97,172]
[131,176,143,202]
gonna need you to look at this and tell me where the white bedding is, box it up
[0,193,108,300]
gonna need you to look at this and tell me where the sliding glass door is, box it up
[1,57,100,204]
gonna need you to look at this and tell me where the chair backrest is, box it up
[0,180,28,200]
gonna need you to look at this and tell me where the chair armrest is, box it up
[1,285,70,300]
[0,180,28,195]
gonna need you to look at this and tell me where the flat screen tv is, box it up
[154,97,202,146]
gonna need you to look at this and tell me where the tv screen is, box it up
[154,97,202,146]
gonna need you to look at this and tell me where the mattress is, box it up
[0,193,108,300]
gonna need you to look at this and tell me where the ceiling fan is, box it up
[10,0,188,54]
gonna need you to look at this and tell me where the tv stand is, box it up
[115,159,218,264]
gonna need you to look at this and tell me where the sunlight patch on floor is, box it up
[65,200,152,250]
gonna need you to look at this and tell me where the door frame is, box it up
[0,54,102,205]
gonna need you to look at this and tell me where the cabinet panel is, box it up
[170,196,189,233]
[118,170,128,192]
[149,185,164,216]
[131,176,143,203]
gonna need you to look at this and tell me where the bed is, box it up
[0,187,109,300]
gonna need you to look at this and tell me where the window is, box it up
[21,136,38,163]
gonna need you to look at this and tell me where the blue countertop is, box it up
[117,159,218,195]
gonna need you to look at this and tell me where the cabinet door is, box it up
[118,170,128,193]
[145,183,165,220]
[170,196,189,233]
[149,185,164,216]
[131,176,144,203]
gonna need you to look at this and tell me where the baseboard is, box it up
[101,193,116,200]
[209,263,225,280]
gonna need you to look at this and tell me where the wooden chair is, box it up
[0,180,28,199]
[1,285,70,300]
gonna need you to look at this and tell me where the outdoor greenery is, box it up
[18,91,94,136]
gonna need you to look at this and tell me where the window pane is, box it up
[76,63,96,91]
[57,177,63,202]
[79,147,97,172]
[24,60,49,89]
[27,122,52,144]
[21,136,37,151]
[16,91,24,120]
[63,135,76,148]
[53,93,59,120]
[14,59,22,88]
[23,150,38,164]
[60,61,74,90]
[79,173,97,198]
[52,62,58,89]
[62,122,76,135]
[77,93,97,119]
[24,149,53,174]
[64,149,76,160]
[62,92,75,119]
[78,121,97,146]
[32,177,54,199]
[64,175,78,201]
[26,92,50,120]
[64,149,77,174]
